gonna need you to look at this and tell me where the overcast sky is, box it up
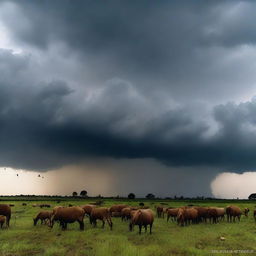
[0,0,256,198]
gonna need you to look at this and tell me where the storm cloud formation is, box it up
[1,0,256,177]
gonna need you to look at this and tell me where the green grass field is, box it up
[0,199,256,256]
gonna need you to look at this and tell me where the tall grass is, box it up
[0,199,256,256]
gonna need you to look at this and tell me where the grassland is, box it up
[0,198,256,256]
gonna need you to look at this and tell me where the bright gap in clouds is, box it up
[0,21,22,54]
[211,172,256,199]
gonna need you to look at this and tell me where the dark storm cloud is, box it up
[3,0,256,103]
[1,1,256,172]
[1,48,256,171]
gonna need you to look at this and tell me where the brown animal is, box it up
[254,209,256,222]
[166,208,179,222]
[177,208,198,226]
[244,208,250,217]
[40,204,51,208]
[9,204,15,207]
[109,204,128,216]
[215,208,225,221]
[90,207,112,230]
[0,204,11,227]
[112,212,122,217]
[156,206,164,218]
[226,206,242,222]
[52,206,64,215]
[34,211,52,226]
[194,207,209,222]
[207,208,218,224]
[121,207,138,221]
[0,215,6,228]
[81,204,97,217]
[129,209,154,234]
[22,203,27,206]
[51,206,85,230]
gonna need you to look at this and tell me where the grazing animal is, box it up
[215,208,225,221]
[194,207,209,223]
[129,209,154,234]
[81,204,97,217]
[90,207,113,230]
[112,212,122,217]
[9,204,15,207]
[121,207,138,221]
[52,206,64,215]
[0,204,11,227]
[0,215,6,228]
[34,211,52,226]
[156,206,164,218]
[22,203,27,206]
[244,208,250,217]
[177,208,198,226]
[40,204,51,208]
[51,206,85,230]
[166,208,179,222]
[254,210,256,222]
[226,206,242,222]
[207,208,218,224]
[109,205,128,216]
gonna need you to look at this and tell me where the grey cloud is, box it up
[2,0,256,104]
[1,1,256,176]
[1,48,256,172]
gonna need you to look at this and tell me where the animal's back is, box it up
[54,206,84,221]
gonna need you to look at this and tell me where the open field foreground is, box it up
[0,199,256,256]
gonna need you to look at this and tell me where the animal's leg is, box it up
[150,223,152,234]
[50,220,55,228]
[78,220,84,230]
[139,225,142,234]
[106,218,113,230]
[102,219,105,228]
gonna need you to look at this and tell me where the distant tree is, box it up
[146,193,155,199]
[128,193,135,199]
[80,190,88,197]
[72,191,78,197]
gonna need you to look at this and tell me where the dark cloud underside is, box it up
[0,1,256,172]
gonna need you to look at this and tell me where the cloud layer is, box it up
[0,1,256,178]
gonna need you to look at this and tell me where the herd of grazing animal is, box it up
[0,203,255,233]
[163,205,247,226]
